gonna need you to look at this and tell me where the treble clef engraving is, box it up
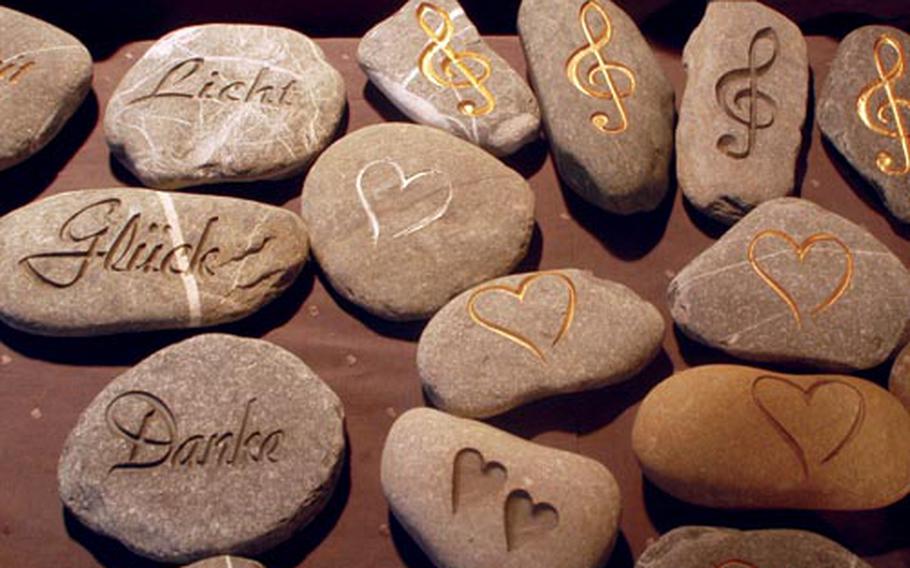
[565,0,636,134]
[715,27,779,159]
[415,2,496,117]
[856,34,910,177]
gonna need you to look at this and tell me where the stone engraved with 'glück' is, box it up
[565,0,635,134]
[0,54,34,85]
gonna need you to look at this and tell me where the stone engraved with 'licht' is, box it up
[416,2,496,117]
[128,57,299,107]
[856,34,910,176]
[0,54,35,84]
[715,27,779,159]
[565,0,636,134]
[18,198,277,289]
[104,390,285,473]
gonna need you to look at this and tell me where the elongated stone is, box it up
[632,365,910,510]
[668,198,910,371]
[817,25,910,223]
[0,6,92,171]
[418,269,664,418]
[518,0,674,214]
[382,408,621,568]
[105,24,345,189]
[58,334,346,562]
[0,188,308,336]
[677,1,808,224]
[357,0,540,156]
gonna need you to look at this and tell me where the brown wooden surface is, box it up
[1,12,910,568]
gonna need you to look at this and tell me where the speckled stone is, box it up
[58,334,345,563]
[889,342,910,410]
[183,556,264,568]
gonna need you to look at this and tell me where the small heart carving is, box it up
[466,271,577,363]
[747,229,854,326]
[504,489,559,552]
[751,375,866,478]
[355,159,453,245]
[451,448,507,514]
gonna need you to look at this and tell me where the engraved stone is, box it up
[417,269,664,418]
[301,123,534,321]
[889,342,910,410]
[668,197,910,371]
[357,0,540,156]
[183,556,264,568]
[105,24,345,189]
[518,0,674,214]
[58,334,345,563]
[636,526,872,568]
[0,188,308,336]
[382,408,621,568]
[817,25,910,224]
[631,364,910,510]
[677,1,808,224]
[0,6,92,171]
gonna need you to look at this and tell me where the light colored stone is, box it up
[183,556,264,568]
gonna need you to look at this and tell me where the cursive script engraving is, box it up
[565,0,636,134]
[467,271,576,363]
[504,489,559,552]
[751,375,865,480]
[416,2,496,117]
[856,34,910,176]
[715,27,779,159]
[105,390,285,473]
[0,54,35,84]
[747,229,854,326]
[715,561,759,568]
[128,57,298,107]
[452,448,507,514]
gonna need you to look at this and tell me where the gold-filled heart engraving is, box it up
[466,271,577,363]
[747,230,854,326]
[504,489,559,552]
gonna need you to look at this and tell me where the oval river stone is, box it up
[58,334,346,563]
[668,197,910,371]
[418,269,664,418]
[0,6,92,171]
[301,123,534,321]
[632,364,910,510]
[105,24,345,189]
[636,526,871,568]
[382,408,621,568]
[0,188,308,336]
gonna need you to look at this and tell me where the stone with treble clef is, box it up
[818,25,910,224]
[518,0,674,214]
[357,0,540,156]
[677,1,808,224]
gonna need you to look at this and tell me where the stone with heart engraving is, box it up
[668,197,910,371]
[382,408,621,568]
[817,26,910,224]
[518,0,674,214]
[636,526,872,568]
[357,0,540,156]
[183,556,264,568]
[677,1,809,224]
[58,334,346,563]
[105,24,345,190]
[417,269,664,417]
[632,364,910,509]
[301,123,534,321]
[889,342,910,410]
[0,6,92,171]
[0,188,309,336]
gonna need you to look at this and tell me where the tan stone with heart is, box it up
[382,408,621,568]
[632,364,910,510]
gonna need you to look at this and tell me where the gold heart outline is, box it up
[751,375,866,479]
[467,271,577,363]
[747,229,855,326]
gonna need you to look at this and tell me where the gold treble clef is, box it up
[565,0,636,134]
[856,34,910,177]
[416,2,496,117]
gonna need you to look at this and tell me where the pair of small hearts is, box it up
[452,448,559,552]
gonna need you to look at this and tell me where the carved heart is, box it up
[466,271,577,363]
[751,375,866,479]
[355,159,453,245]
[451,448,507,514]
[504,489,559,552]
[747,229,854,326]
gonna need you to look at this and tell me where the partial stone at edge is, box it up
[889,342,910,411]
[183,556,265,568]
